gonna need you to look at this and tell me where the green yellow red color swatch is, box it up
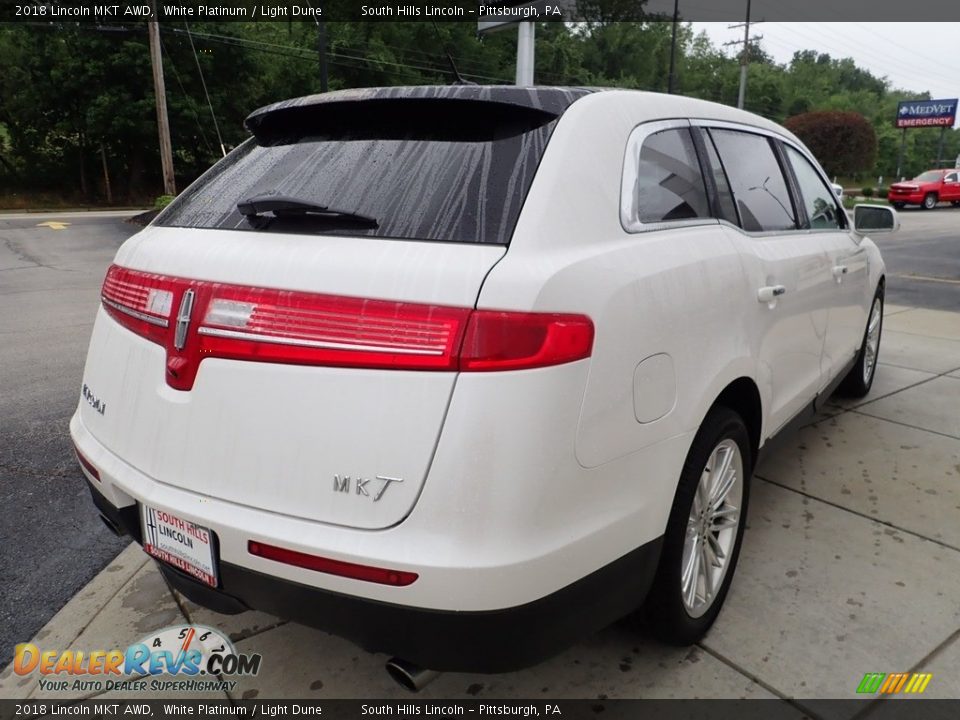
[857,672,933,694]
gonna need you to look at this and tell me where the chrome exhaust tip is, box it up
[385,657,440,693]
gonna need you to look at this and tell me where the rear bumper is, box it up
[85,479,662,673]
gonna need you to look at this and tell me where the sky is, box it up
[692,22,960,104]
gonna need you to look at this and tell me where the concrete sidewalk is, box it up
[3,305,959,713]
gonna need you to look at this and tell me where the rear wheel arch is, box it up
[874,273,885,305]
[710,377,762,469]
[641,403,753,643]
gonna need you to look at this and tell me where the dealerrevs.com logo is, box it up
[13,625,261,694]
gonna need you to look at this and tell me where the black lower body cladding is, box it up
[86,478,663,673]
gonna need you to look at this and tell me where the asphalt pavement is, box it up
[0,211,138,664]
[0,205,957,668]
[875,206,960,310]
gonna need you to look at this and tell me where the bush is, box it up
[876,187,888,197]
[154,194,175,209]
[784,111,877,178]
[861,187,874,198]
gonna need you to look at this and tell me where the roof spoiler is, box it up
[244,86,591,143]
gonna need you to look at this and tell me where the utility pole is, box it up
[895,127,907,180]
[147,11,176,195]
[667,0,679,94]
[515,21,535,86]
[724,0,762,109]
[306,0,327,92]
[317,20,328,92]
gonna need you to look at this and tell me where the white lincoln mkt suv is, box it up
[71,86,895,684]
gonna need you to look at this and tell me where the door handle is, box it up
[833,265,848,281]
[757,285,787,304]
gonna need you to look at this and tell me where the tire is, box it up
[837,288,884,398]
[641,406,752,645]
[922,193,938,210]
[893,202,905,210]
[952,201,960,207]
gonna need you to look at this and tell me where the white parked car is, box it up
[71,86,895,686]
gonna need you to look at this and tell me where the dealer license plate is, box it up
[141,504,218,587]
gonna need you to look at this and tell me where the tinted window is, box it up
[785,146,843,230]
[697,129,739,226]
[634,128,710,223]
[157,100,558,245]
[709,129,796,232]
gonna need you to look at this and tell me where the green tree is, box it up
[1,20,957,202]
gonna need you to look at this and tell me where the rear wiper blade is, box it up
[236,194,378,227]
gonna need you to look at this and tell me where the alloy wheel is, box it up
[863,297,882,385]
[681,439,744,618]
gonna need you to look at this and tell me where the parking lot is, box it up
[1,207,959,710]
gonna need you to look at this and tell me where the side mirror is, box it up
[832,183,844,199]
[853,204,899,235]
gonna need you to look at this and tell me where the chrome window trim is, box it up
[781,143,847,233]
[620,119,719,234]
[690,118,847,233]
[715,218,795,240]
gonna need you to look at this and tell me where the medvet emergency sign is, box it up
[896,99,958,128]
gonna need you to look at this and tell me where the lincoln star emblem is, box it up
[173,289,196,351]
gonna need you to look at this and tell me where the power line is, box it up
[184,22,226,156]
[174,27,515,84]
[190,32,435,83]
[157,30,215,156]
[749,0,960,81]
[746,19,960,94]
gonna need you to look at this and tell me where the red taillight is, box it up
[199,287,472,372]
[248,541,418,587]
[100,264,593,390]
[74,445,100,481]
[101,266,174,345]
[460,310,594,371]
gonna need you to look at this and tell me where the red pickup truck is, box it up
[888,169,960,209]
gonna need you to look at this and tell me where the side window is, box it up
[696,129,739,226]
[632,128,710,224]
[946,172,959,183]
[709,129,796,232]
[785,145,843,230]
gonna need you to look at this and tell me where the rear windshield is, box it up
[156,99,559,245]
